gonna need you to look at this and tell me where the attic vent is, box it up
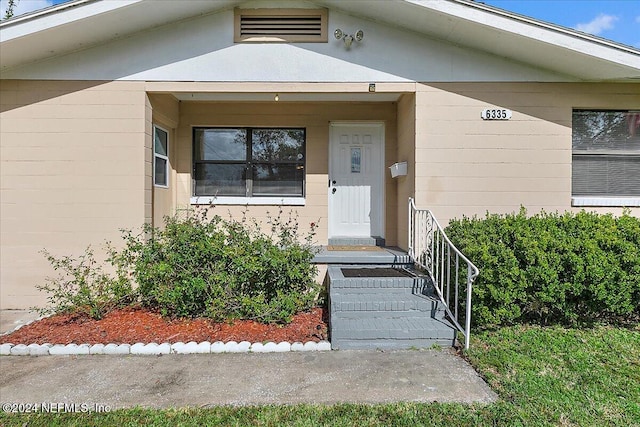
[234,8,328,43]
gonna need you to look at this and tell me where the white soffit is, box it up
[1,0,639,80]
[318,0,640,80]
[0,0,235,71]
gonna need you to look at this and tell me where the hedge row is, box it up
[445,209,640,328]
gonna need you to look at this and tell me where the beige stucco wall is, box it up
[396,93,416,250]
[413,82,640,225]
[149,93,179,227]
[0,80,150,309]
[175,101,399,246]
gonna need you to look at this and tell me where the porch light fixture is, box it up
[274,94,279,101]
[334,28,363,49]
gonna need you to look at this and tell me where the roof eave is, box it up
[1,0,638,81]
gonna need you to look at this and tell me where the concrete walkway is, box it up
[0,309,41,335]
[0,310,497,409]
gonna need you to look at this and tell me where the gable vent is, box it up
[235,9,328,43]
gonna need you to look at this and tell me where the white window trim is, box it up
[571,197,640,207]
[153,125,169,188]
[191,196,305,206]
[572,110,640,203]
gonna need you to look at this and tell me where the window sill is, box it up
[191,196,305,206]
[571,197,640,207]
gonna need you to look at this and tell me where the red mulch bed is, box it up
[0,307,328,345]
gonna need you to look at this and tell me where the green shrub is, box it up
[34,248,134,320]
[446,209,640,328]
[115,207,321,322]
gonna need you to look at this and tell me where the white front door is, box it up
[329,123,384,239]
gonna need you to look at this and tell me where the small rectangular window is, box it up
[234,8,328,43]
[351,148,361,173]
[153,126,169,188]
[572,110,640,206]
[193,127,305,198]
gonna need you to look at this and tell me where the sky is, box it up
[482,0,639,48]
[1,0,639,48]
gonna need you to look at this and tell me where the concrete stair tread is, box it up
[314,249,412,265]
[330,293,440,302]
[332,316,454,330]
[327,237,385,246]
[332,330,455,340]
[330,281,429,291]
[331,312,448,321]
[331,338,454,350]
[331,304,446,319]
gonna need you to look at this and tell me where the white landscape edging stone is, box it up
[130,342,171,355]
[0,340,331,356]
[171,341,212,354]
[1,343,14,355]
[89,344,105,355]
[27,343,51,356]
[317,341,332,351]
[9,344,29,356]
[275,342,291,352]
[103,344,130,355]
[211,341,226,353]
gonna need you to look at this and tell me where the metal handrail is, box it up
[408,198,479,350]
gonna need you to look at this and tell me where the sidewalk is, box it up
[0,310,497,409]
[0,309,41,336]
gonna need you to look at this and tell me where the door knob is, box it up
[332,188,337,194]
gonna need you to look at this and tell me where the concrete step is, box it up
[313,249,412,266]
[331,338,455,350]
[330,317,455,338]
[330,316,456,350]
[328,268,434,295]
[330,282,433,296]
[328,236,385,246]
[331,310,447,321]
[330,293,445,314]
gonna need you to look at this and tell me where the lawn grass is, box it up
[467,324,640,426]
[2,325,638,426]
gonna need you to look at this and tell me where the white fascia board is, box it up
[410,0,640,68]
[448,0,638,51]
[0,1,142,42]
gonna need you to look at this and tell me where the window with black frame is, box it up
[572,110,640,203]
[193,128,305,198]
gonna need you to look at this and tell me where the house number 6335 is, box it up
[481,109,512,120]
